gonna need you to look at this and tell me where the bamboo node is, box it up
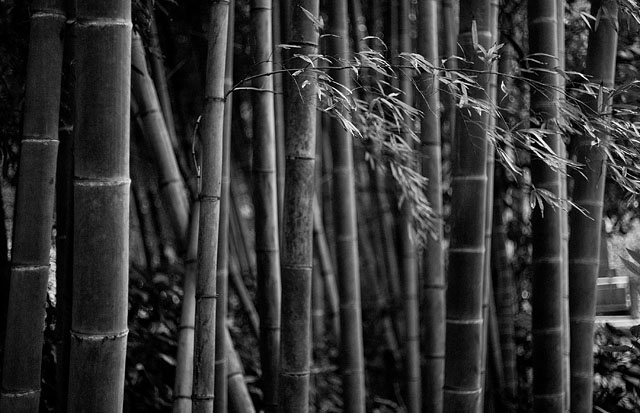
[204,96,226,103]
[70,329,128,341]
[198,194,221,203]
[191,393,215,400]
[0,389,40,398]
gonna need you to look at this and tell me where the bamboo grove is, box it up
[1,0,640,412]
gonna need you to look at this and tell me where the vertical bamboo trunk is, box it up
[443,1,491,411]
[417,1,445,412]
[482,0,499,408]
[491,169,518,412]
[272,0,285,227]
[396,0,420,411]
[173,203,200,413]
[0,1,65,410]
[279,1,319,409]
[440,0,458,143]
[326,1,365,410]
[214,5,235,411]
[528,2,564,412]
[226,330,257,413]
[556,1,571,409]
[131,33,190,247]
[250,1,282,410]
[569,2,618,412]
[66,0,131,410]
[192,1,230,412]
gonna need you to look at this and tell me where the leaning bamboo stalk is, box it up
[226,330,257,413]
[192,1,230,411]
[528,1,564,411]
[214,4,235,411]
[66,0,131,410]
[312,257,326,343]
[173,202,200,413]
[443,1,492,411]
[250,1,282,410]
[312,197,340,337]
[279,1,320,410]
[131,33,190,247]
[417,1,445,412]
[0,1,65,410]
[568,2,618,412]
[229,252,261,339]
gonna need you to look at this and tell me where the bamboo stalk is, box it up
[443,2,492,411]
[250,1,282,410]
[312,197,340,337]
[229,252,261,339]
[569,2,618,412]
[528,2,564,411]
[173,202,200,413]
[214,4,235,410]
[66,0,131,410]
[312,257,326,344]
[279,1,319,410]
[0,2,65,410]
[192,1,230,411]
[417,1,445,412]
[226,330,257,413]
[131,33,190,247]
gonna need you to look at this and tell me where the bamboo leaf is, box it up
[621,256,640,276]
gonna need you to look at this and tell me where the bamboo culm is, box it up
[66,0,131,410]
[0,1,65,410]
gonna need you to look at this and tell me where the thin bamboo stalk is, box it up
[312,257,326,343]
[229,252,261,339]
[250,1,282,410]
[226,330,257,413]
[214,4,235,410]
[569,2,618,413]
[131,33,190,247]
[417,1,445,412]
[66,0,131,410]
[396,0,420,411]
[312,197,340,337]
[193,1,230,411]
[173,202,200,413]
[279,1,319,410]
[528,1,564,411]
[0,1,65,410]
[272,0,285,227]
[443,1,492,411]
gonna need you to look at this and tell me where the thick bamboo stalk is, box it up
[131,33,190,247]
[325,1,365,411]
[214,4,235,411]
[443,2,492,411]
[226,330,257,413]
[279,1,319,410]
[528,2,564,411]
[250,1,282,410]
[0,2,65,410]
[66,1,131,410]
[569,2,618,413]
[417,1,445,412]
[312,197,340,337]
[173,202,200,413]
[192,1,230,411]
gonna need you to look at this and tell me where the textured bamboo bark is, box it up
[418,1,445,412]
[569,2,618,412]
[325,1,365,411]
[131,33,190,247]
[214,6,235,411]
[250,1,282,410]
[312,197,340,337]
[192,1,230,411]
[66,1,131,410]
[173,203,200,413]
[396,0,420,411]
[226,330,257,413]
[528,2,564,411]
[278,1,319,410]
[443,2,491,411]
[0,1,65,410]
